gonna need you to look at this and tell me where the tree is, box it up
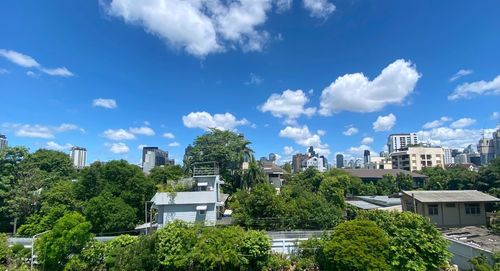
[37,212,93,271]
[156,220,198,270]
[376,174,398,195]
[358,210,451,271]
[22,149,75,179]
[109,234,159,271]
[242,161,266,190]
[322,219,390,271]
[83,193,137,234]
[282,162,292,174]
[149,165,184,185]
[396,173,414,190]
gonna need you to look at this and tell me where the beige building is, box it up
[391,146,444,172]
[365,156,392,169]
[401,190,499,227]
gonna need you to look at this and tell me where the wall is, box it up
[447,239,494,271]
[158,203,217,226]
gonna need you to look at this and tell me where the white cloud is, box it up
[137,144,147,150]
[168,142,180,147]
[1,123,83,139]
[107,142,129,154]
[422,116,452,129]
[361,137,374,145]
[448,75,500,100]
[129,126,155,136]
[283,146,294,155]
[162,132,175,139]
[41,67,74,77]
[317,129,326,136]
[103,129,136,140]
[275,0,292,12]
[26,71,39,78]
[450,118,476,129]
[0,49,40,68]
[347,144,372,156]
[260,89,316,123]
[449,69,473,82]
[319,59,420,115]
[245,73,263,85]
[491,112,500,120]
[373,113,396,132]
[0,49,73,77]
[92,98,117,109]
[182,111,249,131]
[303,0,335,19]
[44,141,73,151]
[279,125,330,156]
[417,127,497,149]
[342,126,358,136]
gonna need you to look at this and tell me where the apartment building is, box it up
[391,146,444,172]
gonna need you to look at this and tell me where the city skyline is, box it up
[1,1,500,164]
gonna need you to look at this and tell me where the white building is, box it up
[70,146,87,169]
[306,156,326,172]
[391,146,444,172]
[151,162,226,227]
[455,153,468,164]
[478,138,495,165]
[365,156,392,169]
[387,133,418,154]
[443,147,454,165]
[0,134,7,150]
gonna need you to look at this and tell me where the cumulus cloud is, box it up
[92,98,117,109]
[449,69,473,82]
[168,142,180,147]
[260,89,316,124]
[283,146,295,155]
[319,59,420,115]
[303,0,335,19]
[1,123,83,139]
[129,126,155,136]
[275,0,292,12]
[347,144,372,156]
[162,132,175,139]
[0,49,74,77]
[279,125,330,156]
[448,75,500,100]
[361,137,374,145]
[103,129,136,140]
[450,118,476,129]
[107,142,129,154]
[373,113,396,132]
[182,111,249,131]
[317,129,326,136]
[422,116,452,129]
[44,141,73,151]
[342,126,358,136]
[417,127,497,149]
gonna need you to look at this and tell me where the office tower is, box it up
[493,128,500,158]
[363,150,371,165]
[142,146,174,174]
[454,153,468,164]
[387,133,418,153]
[292,153,308,173]
[478,138,495,165]
[70,146,87,169]
[0,134,7,150]
[336,154,344,168]
[442,147,454,165]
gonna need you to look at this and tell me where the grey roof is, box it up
[356,196,402,207]
[342,169,427,178]
[444,226,500,252]
[346,200,382,210]
[152,191,218,205]
[402,190,500,203]
[262,162,286,174]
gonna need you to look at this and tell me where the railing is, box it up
[193,161,220,176]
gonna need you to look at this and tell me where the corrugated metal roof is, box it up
[402,190,500,203]
[152,191,217,205]
[341,169,427,178]
[346,200,381,210]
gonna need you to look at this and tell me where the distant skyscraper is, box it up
[387,133,418,153]
[493,128,500,158]
[70,146,87,169]
[336,154,344,168]
[363,150,371,165]
[142,146,174,174]
[0,134,7,150]
[442,147,454,165]
[478,138,495,165]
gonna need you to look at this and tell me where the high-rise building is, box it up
[391,146,444,172]
[477,138,495,165]
[493,128,500,158]
[387,133,418,153]
[363,150,371,165]
[142,147,174,174]
[70,146,87,169]
[455,153,468,164]
[442,147,454,165]
[336,154,344,168]
[0,134,7,150]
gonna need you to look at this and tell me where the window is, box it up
[428,204,438,215]
[465,203,480,215]
[198,210,206,215]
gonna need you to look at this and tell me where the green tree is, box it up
[156,220,198,270]
[37,212,93,271]
[358,210,451,271]
[23,149,75,179]
[83,193,137,234]
[149,165,184,185]
[242,161,266,190]
[396,173,414,190]
[319,176,346,209]
[376,174,398,195]
[109,234,159,271]
[420,167,450,190]
[282,162,292,174]
[322,219,390,271]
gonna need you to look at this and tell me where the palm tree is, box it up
[242,161,266,190]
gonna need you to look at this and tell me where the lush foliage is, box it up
[148,165,184,184]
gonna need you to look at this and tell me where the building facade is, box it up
[0,134,7,150]
[391,146,444,172]
[387,133,418,154]
[443,147,454,165]
[494,128,500,158]
[142,146,174,174]
[478,138,495,165]
[336,154,344,168]
[70,146,87,169]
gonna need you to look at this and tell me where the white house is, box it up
[306,156,326,172]
[151,162,226,227]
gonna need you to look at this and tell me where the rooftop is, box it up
[262,162,287,174]
[152,191,218,205]
[402,190,500,203]
[341,169,427,179]
[444,226,500,252]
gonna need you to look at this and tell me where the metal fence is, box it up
[193,161,219,176]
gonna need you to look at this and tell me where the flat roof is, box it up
[346,200,381,210]
[152,191,217,205]
[402,190,500,203]
[444,226,500,252]
[356,196,402,207]
[342,169,427,179]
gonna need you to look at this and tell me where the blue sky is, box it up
[1,0,499,165]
